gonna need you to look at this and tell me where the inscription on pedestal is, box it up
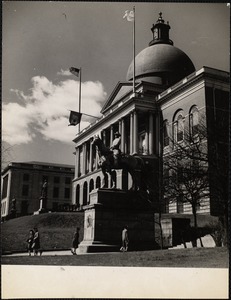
[84,211,95,241]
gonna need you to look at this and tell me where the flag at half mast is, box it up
[69,67,80,77]
[68,110,82,126]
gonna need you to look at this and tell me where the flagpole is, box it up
[78,68,82,133]
[133,6,136,94]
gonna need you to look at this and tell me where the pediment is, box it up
[101,81,133,114]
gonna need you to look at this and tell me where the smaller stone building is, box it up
[1,161,74,219]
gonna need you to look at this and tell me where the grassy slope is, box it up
[1,212,84,253]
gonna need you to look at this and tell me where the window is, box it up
[2,175,8,199]
[163,121,169,147]
[65,177,71,185]
[52,202,58,211]
[189,106,199,138]
[53,187,59,198]
[139,132,146,154]
[64,188,70,199]
[22,185,29,197]
[177,115,184,142]
[23,174,30,181]
[177,194,184,213]
[173,111,184,143]
[54,177,60,184]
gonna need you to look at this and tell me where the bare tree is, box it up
[162,115,228,247]
[1,142,15,171]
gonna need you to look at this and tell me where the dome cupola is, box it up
[149,12,173,46]
[126,13,195,86]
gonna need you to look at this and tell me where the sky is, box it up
[2,1,230,168]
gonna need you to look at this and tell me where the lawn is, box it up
[1,212,84,253]
[2,247,228,268]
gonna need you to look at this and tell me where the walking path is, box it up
[2,249,121,257]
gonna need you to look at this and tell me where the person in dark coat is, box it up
[71,227,80,255]
[120,225,129,252]
[26,229,34,256]
[32,227,40,256]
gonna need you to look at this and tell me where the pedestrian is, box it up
[71,227,80,255]
[120,225,129,252]
[26,229,34,256]
[32,227,41,256]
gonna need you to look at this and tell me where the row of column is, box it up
[75,110,158,178]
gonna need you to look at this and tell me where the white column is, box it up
[82,143,87,175]
[110,125,114,146]
[75,147,80,178]
[149,111,154,155]
[119,120,122,135]
[89,139,93,173]
[155,113,160,155]
[121,118,125,152]
[130,112,133,154]
[145,117,149,155]
[102,130,106,145]
[133,110,138,154]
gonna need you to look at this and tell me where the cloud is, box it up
[57,68,72,76]
[3,76,107,145]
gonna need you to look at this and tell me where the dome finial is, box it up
[157,12,164,23]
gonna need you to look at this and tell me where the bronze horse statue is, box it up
[91,135,145,191]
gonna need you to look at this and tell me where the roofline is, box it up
[157,66,229,103]
[1,161,75,175]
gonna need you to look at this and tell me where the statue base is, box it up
[78,188,157,253]
[33,197,47,215]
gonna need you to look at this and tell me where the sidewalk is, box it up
[2,249,120,257]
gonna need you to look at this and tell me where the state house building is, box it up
[72,13,229,217]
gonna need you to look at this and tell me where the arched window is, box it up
[163,120,169,147]
[83,182,88,206]
[189,106,199,137]
[89,179,94,193]
[173,110,184,143]
[96,176,101,189]
[75,185,80,207]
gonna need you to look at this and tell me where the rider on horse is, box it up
[110,132,121,167]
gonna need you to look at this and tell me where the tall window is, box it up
[173,111,184,143]
[2,175,8,199]
[163,120,169,147]
[177,194,184,213]
[53,187,59,198]
[23,174,30,181]
[65,177,71,185]
[22,184,29,197]
[64,188,70,199]
[189,106,199,138]
[54,176,60,184]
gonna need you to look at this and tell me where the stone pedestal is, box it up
[33,197,47,215]
[78,188,156,253]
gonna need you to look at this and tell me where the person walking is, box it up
[120,225,129,252]
[71,227,80,255]
[26,229,34,256]
[32,227,40,256]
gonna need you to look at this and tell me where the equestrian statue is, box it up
[92,133,147,191]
